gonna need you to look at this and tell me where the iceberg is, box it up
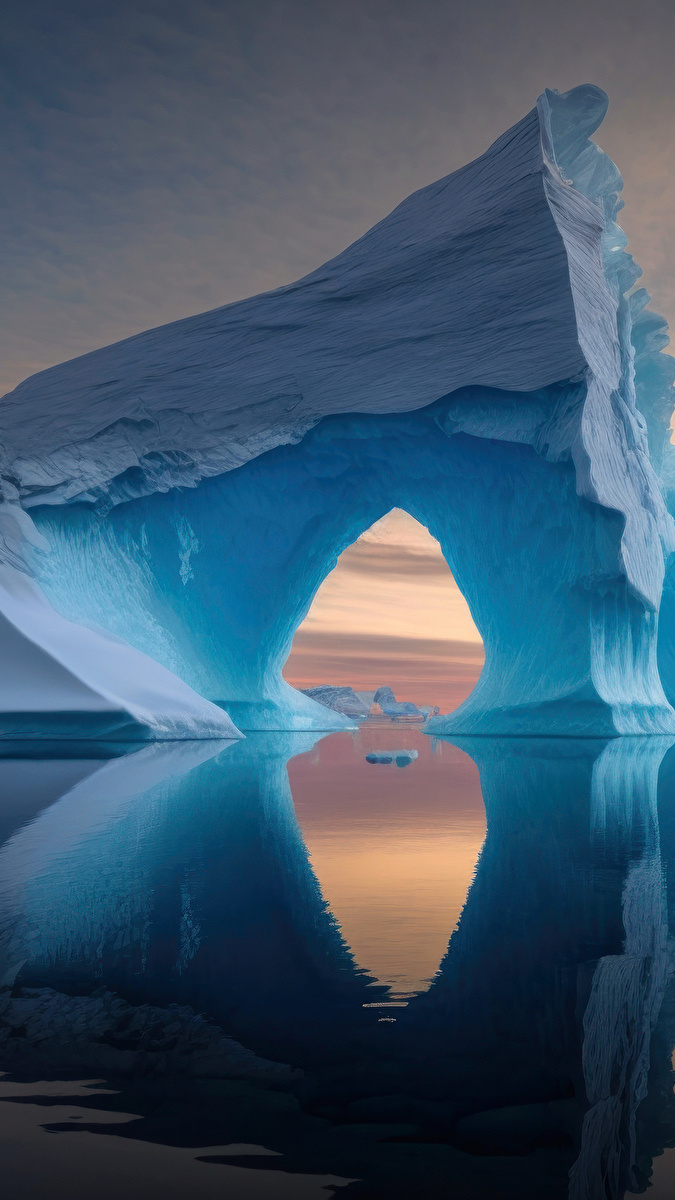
[301,685,369,720]
[373,686,424,720]
[1,84,675,737]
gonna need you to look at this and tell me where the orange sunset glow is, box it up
[288,728,487,997]
[283,508,485,713]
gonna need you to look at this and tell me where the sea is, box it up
[1,721,675,1199]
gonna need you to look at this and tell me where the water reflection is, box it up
[0,735,382,1065]
[0,731,674,1199]
[288,727,486,998]
[402,737,675,1199]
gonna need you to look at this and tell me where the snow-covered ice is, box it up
[1,84,675,737]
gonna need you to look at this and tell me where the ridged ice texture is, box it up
[1,84,675,736]
[30,405,675,735]
[0,100,585,521]
[538,89,675,611]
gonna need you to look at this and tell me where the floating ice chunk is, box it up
[365,750,418,768]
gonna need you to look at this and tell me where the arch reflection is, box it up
[0,733,674,1198]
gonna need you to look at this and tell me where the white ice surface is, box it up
[0,101,584,520]
[1,84,674,735]
[0,565,241,739]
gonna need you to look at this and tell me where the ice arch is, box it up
[25,402,671,736]
[1,84,675,738]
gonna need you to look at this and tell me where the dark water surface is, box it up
[1,727,675,1199]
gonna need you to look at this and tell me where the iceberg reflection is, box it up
[0,733,674,1198]
[0,734,382,1062]
[403,736,675,1199]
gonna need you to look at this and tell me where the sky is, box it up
[283,510,485,711]
[3,0,675,707]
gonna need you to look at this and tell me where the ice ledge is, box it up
[0,565,242,741]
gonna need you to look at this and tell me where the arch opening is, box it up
[22,398,675,739]
[283,508,485,719]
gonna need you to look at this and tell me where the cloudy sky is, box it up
[284,510,485,711]
[3,0,674,708]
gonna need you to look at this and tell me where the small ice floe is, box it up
[365,750,418,768]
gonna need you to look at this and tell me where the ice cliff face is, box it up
[1,84,674,738]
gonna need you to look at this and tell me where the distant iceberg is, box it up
[1,85,675,738]
[301,685,370,720]
[373,687,424,721]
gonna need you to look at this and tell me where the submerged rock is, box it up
[0,986,302,1083]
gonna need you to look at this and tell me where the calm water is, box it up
[1,728,675,1199]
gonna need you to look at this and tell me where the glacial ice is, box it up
[1,84,675,737]
[0,563,242,740]
[373,686,423,719]
[301,685,370,719]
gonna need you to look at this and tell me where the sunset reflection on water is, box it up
[288,724,486,999]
